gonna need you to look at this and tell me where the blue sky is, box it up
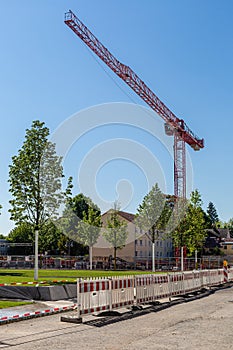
[0,0,233,235]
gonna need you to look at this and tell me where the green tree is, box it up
[172,189,207,256]
[67,193,101,220]
[77,206,102,269]
[8,120,64,279]
[135,183,171,272]
[7,222,33,255]
[103,203,128,270]
[39,222,64,255]
[207,202,219,227]
[57,192,101,262]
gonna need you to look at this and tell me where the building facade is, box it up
[92,210,173,268]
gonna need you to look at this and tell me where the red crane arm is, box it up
[64,10,204,151]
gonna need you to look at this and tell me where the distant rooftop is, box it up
[102,210,135,223]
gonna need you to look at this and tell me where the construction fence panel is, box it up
[228,267,233,282]
[77,278,110,315]
[201,270,211,288]
[135,274,170,304]
[76,268,229,318]
[193,271,203,290]
[168,273,184,296]
[208,269,224,286]
[111,276,135,309]
[183,271,197,293]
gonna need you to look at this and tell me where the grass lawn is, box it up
[0,300,33,309]
[0,269,153,284]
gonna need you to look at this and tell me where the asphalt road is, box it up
[1,287,233,349]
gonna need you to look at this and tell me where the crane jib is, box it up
[64,9,204,200]
[64,10,204,151]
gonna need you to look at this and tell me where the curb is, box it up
[0,304,77,325]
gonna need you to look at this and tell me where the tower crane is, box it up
[64,10,204,200]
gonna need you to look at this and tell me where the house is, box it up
[204,228,233,255]
[218,229,233,255]
[92,210,173,268]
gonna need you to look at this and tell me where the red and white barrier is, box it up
[77,278,110,315]
[111,276,134,309]
[0,279,76,287]
[77,276,135,317]
[228,267,233,282]
[169,273,184,296]
[135,274,170,304]
[1,268,229,325]
[0,304,76,324]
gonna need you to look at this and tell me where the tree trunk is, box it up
[89,245,93,270]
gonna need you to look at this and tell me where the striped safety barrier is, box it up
[111,276,134,309]
[223,264,228,283]
[0,304,76,324]
[77,276,135,317]
[169,273,184,296]
[0,280,76,287]
[135,274,170,304]
[77,278,110,315]
[228,267,233,282]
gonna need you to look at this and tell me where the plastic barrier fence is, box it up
[76,269,227,317]
[228,267,233,282]
[77,276,135,316]
[77,278,110,315]
[135,275,170,304]
[111,276,134,309]
[169,273,184,296]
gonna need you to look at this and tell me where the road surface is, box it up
[1,287,233,349]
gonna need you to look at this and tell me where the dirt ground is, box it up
[1,287,233,349]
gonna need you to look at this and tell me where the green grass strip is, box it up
[0,268,156,284]
[0,301,33,309]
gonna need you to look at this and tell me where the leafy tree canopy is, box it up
[172,189,207,255]
[8,120,64,229]
[207,201,219,227]
[135,183,171,242]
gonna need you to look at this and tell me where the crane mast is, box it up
[64,10,204,200]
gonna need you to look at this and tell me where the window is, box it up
[135,239,138,246]
[140,240,143,246]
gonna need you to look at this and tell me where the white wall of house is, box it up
[93,211,173,264]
